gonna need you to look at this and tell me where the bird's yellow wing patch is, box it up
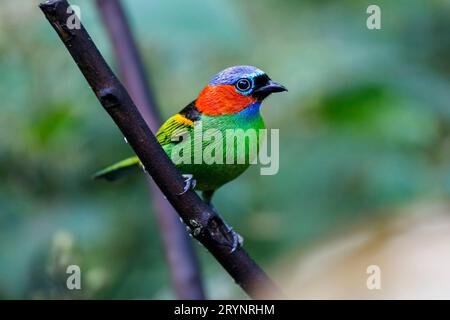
[156,113,195,145]
[173,113,194,126]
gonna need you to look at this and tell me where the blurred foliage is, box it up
[0,0,449,299]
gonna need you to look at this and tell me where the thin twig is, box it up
[39,0,282,299]
[95,0,204,300]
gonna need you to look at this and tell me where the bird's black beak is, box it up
[253,80,288,100]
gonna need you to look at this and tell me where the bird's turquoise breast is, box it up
[164,103,265,191]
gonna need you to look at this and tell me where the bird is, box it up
[94,65,287,250]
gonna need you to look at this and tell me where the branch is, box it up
[94,0,159,130]
[39,0,282,299]
[95,0,204,300]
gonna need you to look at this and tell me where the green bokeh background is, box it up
[0,0,449,299]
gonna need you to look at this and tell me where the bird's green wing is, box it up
[156,113,195,146]
[156,100,201,145]
[92,115,192,181]
[94,102,199,181]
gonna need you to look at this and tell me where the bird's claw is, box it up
[178,174,196,195]
[224,224,244,253]
[228,227,244,253]
[206,216,244,253]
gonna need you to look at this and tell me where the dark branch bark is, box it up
[95,0,204,300]
[94,0,159,130]
[39,0,282,299]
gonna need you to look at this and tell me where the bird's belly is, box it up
[178,162,250,191]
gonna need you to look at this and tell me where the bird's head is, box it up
[196,66,287,116]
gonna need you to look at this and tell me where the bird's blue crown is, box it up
[209,65,265,86]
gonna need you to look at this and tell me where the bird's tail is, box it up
[92,156,141,181]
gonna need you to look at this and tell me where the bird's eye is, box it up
[235,78,252,92]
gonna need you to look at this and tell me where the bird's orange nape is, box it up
[196,85,257,116]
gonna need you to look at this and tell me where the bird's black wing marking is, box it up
[179,100,201,122]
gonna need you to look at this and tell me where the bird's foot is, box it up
[178,174,196,195]
[224,224,244,253]
[208,218,243,253]
[203,203,243,252]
